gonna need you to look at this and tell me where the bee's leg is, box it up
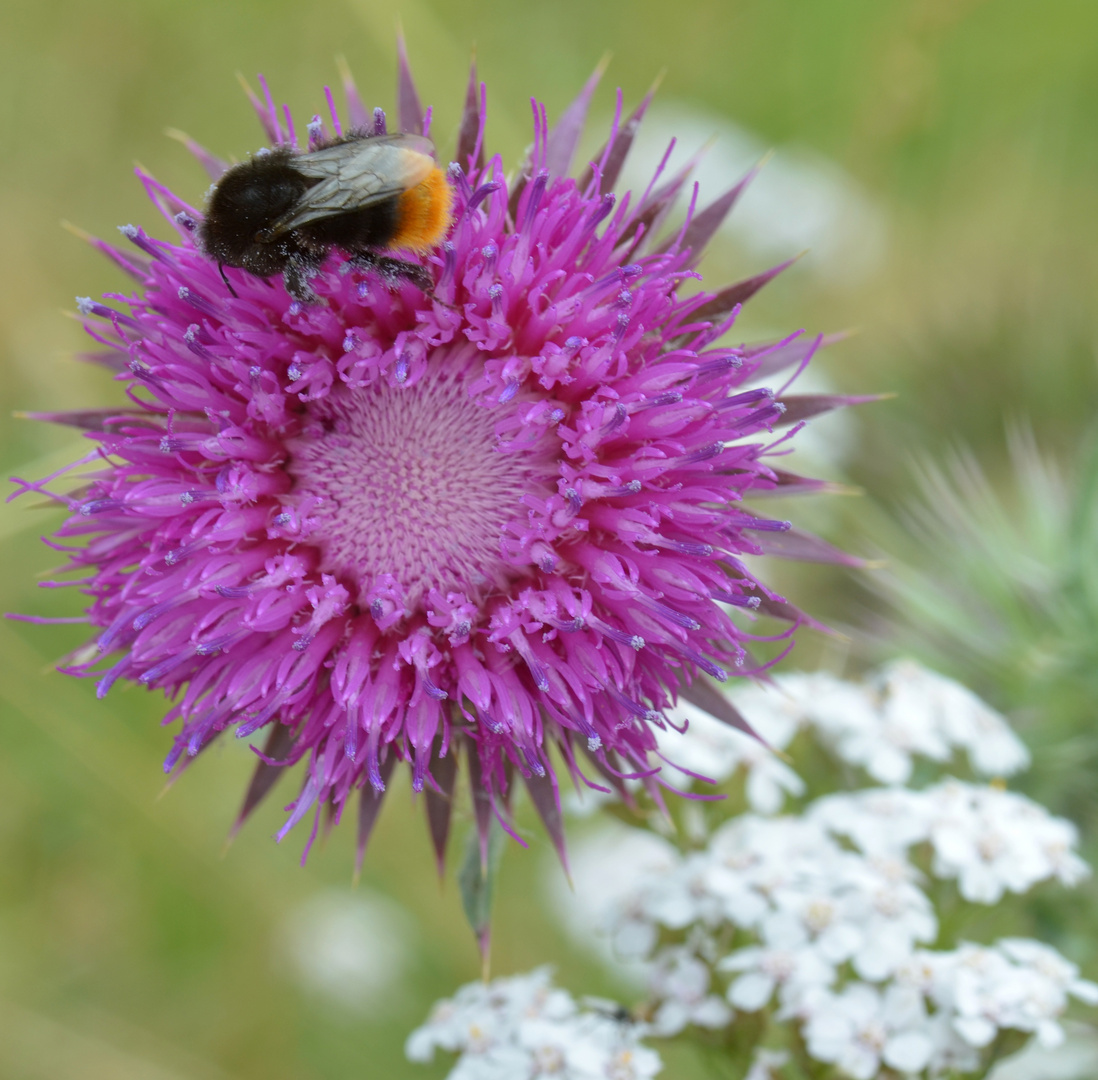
[377,257,435,294]
[347,252,434,294]
[282,254,325,305]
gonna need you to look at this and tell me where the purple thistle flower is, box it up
[14,58,863,870]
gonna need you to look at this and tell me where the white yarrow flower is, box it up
[407,969,662,1079]
[809,788,931,856]
[744,1049,790,1080]
[997,939,1098,1006]
[720,937,835,1013]
[875,660,1030,777]
[812,781,1088,904]
[726,660,1030,783]
[647,947,732,1036]
[657,701,805,813]
[803,983,934,1079]
[923,781,1089,903]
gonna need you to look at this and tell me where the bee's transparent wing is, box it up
[264,134,436,236]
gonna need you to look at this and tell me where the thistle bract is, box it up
[18,57,854,866]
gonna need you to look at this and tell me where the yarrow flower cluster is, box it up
[604,813,941,1029]
[811,782,1088,904]
[551,664,1095,1078]
[14,57,856,862]
[656,660,1031,805]
[799,941,1098,1078]
[406,967,662,1080]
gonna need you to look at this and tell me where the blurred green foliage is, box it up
[854,429,1098,977]
[2,0,1098,1076]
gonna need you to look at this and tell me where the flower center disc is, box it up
[287,365,535,607]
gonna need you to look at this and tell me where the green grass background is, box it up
[1,0,1097,1076]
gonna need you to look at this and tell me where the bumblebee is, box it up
[199,132,453,303]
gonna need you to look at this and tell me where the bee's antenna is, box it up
[218,263,238,299]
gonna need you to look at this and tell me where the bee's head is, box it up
[199,149,309,276]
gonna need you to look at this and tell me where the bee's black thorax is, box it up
[199,149,315,276]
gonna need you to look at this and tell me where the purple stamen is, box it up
[468,181,499,212]
[177,286,220,318]
[76,297,139,329]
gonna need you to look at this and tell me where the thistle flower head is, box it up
[16,56,852,866]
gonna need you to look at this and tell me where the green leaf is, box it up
[457,817,505,970]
